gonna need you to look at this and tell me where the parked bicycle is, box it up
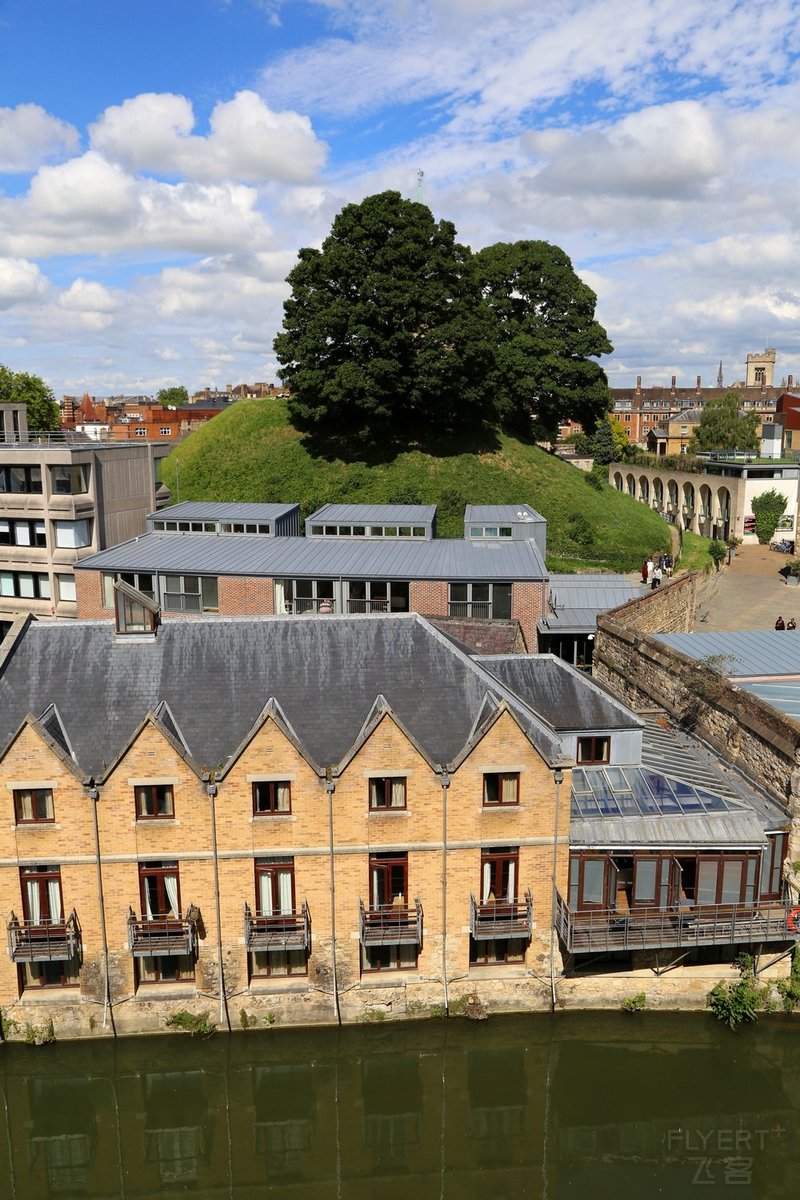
[771,539,795,553]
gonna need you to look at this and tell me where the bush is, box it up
[752,489,787,544]
[165,1009,216,1037]
[707,955,773,1028]
[708,539,727,571]
[621,992,648,1013]
[776,947,800,1012]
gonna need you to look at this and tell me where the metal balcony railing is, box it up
[347,599,390,614]
[7,909,80,962]
[243,901,310,952]
[470,892,533,941]
[448,601,492,619]
[127,905,199,957]
[359,898,422,947]
[554,891,798,954]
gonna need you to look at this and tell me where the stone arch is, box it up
[626,473,636,497]
[613,471,624,491]
[699,483,713,535]
[653,477,664,510]
[716,486,732,540]
[667,479,679,514]
[682,481,696,531]
[639,475,650,503]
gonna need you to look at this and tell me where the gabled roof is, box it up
[476,654,642,732]
[0,614,567,780]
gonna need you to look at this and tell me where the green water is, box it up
[3,1012,797,1199]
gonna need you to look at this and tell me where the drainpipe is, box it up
[439,770,451,1016]
[326,775,342,1025]
[87,784,116,1036]
[207,782,230,1031]
[549,768,565,1012]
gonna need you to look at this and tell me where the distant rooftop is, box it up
[307,503,436,524]
[146,501,299,522]
[465,505,545,524]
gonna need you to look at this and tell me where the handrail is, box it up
[470,891,533,940]
[243,900,310,951]
[127,905,199,957]
[7,908,80,961]
[554,891,797,953]
[359,897,423,946]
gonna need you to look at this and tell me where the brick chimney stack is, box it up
[696,375,702,392]
[671,375,676,389]
[789,374,794,390]
[636,375,641,394]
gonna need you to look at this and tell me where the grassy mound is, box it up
[163,399,669,571]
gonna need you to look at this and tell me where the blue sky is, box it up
[1,0,799,396]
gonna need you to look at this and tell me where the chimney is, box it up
[696,375,701,392]
[789,374,794,390]
[636,375,641,394]
[671,375,676,390]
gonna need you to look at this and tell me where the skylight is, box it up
[571,767,742,819]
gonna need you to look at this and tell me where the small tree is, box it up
[751,489,787,544]
[590,418,617,465]
[0,364,60,431]
[708,539,726,571]
[689,391,760,453]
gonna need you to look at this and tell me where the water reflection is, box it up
[1,1013,798,1199]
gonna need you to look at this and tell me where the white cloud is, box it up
[0,104,79,173]
[0,258,50,309]
[90,90,327,183]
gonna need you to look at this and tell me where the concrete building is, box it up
[0,403,166,638]
[0,611,792,1038]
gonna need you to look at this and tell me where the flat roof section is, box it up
[465,505,545,523]
[76,532,548,581]
[147,501,299,522]
[656,630,800,678]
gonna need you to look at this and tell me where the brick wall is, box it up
[218,575,274,616]
[410,580,448,616]
[512,581,547,649]
[75,569,105,618]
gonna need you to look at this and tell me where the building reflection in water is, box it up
[0,1014,797,1199]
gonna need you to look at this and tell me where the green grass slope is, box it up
[163,398,669,571]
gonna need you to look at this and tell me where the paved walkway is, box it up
[693,543,796,632]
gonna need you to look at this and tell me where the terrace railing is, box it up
[127,905,199,958]
[243,901,310,952]
[7,909,80,962]
[554,891,798,954]
[359,898,422,947]
[470,891,533,941]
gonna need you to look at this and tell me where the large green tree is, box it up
[0,364,60,432]
[157,385,189,408]
[275,191,493,445]
[689,392,760,453]
[473,240,613,437]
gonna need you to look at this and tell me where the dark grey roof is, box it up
[0,614,562,780]
[307,503,436,524]
[75,533,547,581]
[465,505,545,523]
[569,717,789,848]
[475,655,641,732]
[146,501,299,522]
[539,574,640,633]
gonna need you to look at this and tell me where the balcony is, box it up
[7,909,80,962]
[244,901,310,952]
[347,599,390,614]
[359,898,422,947]
[127,905,199,957]
[448,601,491,619]
[554,891,798,954]
[470,892,533,941]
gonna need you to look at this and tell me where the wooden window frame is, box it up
[139,862,181,918]
[252,780,292,816]
[13,787,55,824]
[576,736,611,765]
[135,784,175,820]
[368,777,407,811]
[482,772,520,807]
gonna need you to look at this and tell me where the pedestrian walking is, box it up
[651,566,663,589]
[641,560,649,585]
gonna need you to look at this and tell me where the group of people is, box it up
[641,553,674,589]
[775,616,797,630]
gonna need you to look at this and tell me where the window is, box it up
[369,777,406,810]
[14,787,54,823]
[448,582,512,620]
[0,520,46,547]
[136,862,194,984]
[159,573,218,613]
[160,427,171,436]
[135,426,147,437]
[18,865,78,988]
[364,852,415,971]
[250,858,307,978]
[50,464,88,495]
[470,847,525,965]
[102,571,154,608]
[483,773,519,806]
[56,574,76,602]
[0,571,50,599]
[577,736,610,764]
[53,520,92,549]
[135,785,175,819]
[0,464,42,493]
[252,780,291,815]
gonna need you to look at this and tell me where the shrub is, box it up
[621,992,647,1013]
[707,955,772,1028]
[165,1009,216,1038]
[776,947,800,1012]
[752,489,788,544]
[708,539,727,571]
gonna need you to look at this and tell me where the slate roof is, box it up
[475,655,641,732]
[0,614,563,781]
[74,533,548,581]
[146,501,299,522]
[656,630,800,676]
[306,503,436,525]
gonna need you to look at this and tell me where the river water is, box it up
[2,1011,797,1199]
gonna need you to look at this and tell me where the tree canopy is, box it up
[0,365,60,432]
[274,192,611,448]
[157,385,189,408]
[689,392,760,453]
[473,240,612,436]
